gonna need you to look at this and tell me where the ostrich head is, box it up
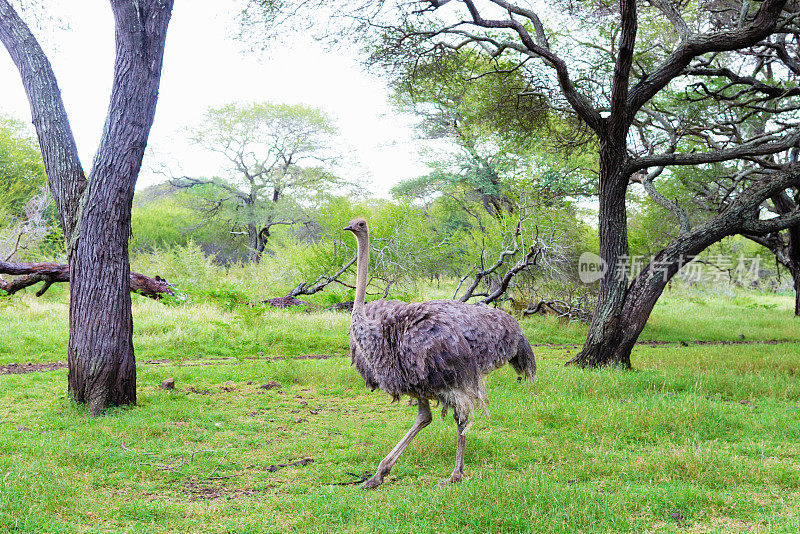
[343,217,369,236]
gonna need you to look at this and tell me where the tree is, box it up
[168,102,346,263]
[255,0,800,367]
[0,0,174,413]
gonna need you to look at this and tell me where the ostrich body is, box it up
[344,217,536,488]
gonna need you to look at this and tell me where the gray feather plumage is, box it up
[349,298,536,424]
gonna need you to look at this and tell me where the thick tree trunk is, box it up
[68,211,137,411]
[570,168,800,368]
[66,1,173,414]
[599,224,730,361]
[569,141,633,367]
[246,223,270,263]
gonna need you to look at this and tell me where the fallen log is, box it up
[262,295,305,308]
[0,260,176,300]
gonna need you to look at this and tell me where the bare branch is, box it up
[0,261,177,300]
[286,255,357,297]
[630,130,800,171]
[647,0,689,41]
[632,169,691,233]
[481,244,542,304]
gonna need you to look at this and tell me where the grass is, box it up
[1,284,800,533]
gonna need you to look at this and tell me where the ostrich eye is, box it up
[359,222,365,227]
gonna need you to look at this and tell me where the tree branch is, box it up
[0,261,177,300]
[629,129,800,171]
[481,245,541,304]
[286,255,356,297]
[627,0,789,114]
[0,0,87,241]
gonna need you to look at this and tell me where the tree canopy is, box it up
[168,102,349,262]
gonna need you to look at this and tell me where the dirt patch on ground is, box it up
[4,339,795,376]
[144,354,335,367]
[0,361,66,375]
[532,339,796,349]
[182,482,257,501]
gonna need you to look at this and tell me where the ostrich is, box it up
[344,217,536,489]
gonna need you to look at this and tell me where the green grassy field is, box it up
[1,286,799,533]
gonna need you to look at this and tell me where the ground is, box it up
[1,287,799,533]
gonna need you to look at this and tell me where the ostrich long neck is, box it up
[353,232,370,315]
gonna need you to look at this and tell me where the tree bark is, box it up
[592,221,732,363]
[67,1,173,413]
[570,140,634,367]
[0,0,174,414]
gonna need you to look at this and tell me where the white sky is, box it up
[0,1,429,197]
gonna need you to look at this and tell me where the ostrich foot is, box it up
[435,474,462,487]
[359,476,384,489]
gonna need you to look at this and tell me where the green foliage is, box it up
[0,117,46,218]
[131,189,203,250]
[389,49,597,214]
[0,117,63,261]
[131,185,244,261]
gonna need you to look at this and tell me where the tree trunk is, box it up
[246,223,270,263]
[68,203,138,411]
[569,141,633,367]
[594,224,729,361]
[67,1,173,413]
[569,168,800,368]
[247,222,260,263]
[792,268,800,317]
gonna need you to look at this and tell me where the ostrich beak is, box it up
[343,224,353,232]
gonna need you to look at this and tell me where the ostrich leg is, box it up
[438,413,468,486]
[360,398,432,489]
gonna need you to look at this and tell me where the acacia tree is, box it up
[168,102,344,262]
[402,0,800,368]
[0,0,173,413]
[244,0,800,367]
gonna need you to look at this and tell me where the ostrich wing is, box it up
[354,300,521,399]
